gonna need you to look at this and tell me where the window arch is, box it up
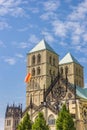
[49,56,52,64]
[53,71,55,76]
[53,58,55,66]
[32,68,35,76]
[60,67,63,75]
[65,66,68,75]
[37,67,40,75]
[37,54,41,64]
[48,114,55,125]
[32,55,35,65]
[49,69,52,75]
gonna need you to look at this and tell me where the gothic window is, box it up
[53,58,55,66]
[37,67,40,75]
[49,56,52,64]
[32,55,35,65]
[7,120,11,126]
[37,54,41,64]
[53,71,55,76]
[48,114,55,125]
[65,66,68,75]
[79,69,81,75]
[60,67,63,75]
[49,69,52,75]
[32,68,35,76]
[76,68,78,75]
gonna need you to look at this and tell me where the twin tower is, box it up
[26,39,84,108]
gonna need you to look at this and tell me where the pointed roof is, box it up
[29,39,56,54]
[59,52,81,65]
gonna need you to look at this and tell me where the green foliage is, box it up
[17,112,32,130]
[56,104,76,130]
[32,112,50,130]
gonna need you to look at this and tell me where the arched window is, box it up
[48,114,55,125]
[53,58,55,66]
[60,67,63,75]
[49,56,52,64]
[37,54,41,64]
[53,71,55,76]
[65,66,68,75]
[49,69,52,75]
[32,55,35,65]
[37,67,40,75]
[32,68,35,76]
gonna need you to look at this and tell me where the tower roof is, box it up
[29,39,56,54]
[5,104,22,118]
[59,52,81,65]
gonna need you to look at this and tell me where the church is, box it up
[22,39,87,130]
[4,39,87,130]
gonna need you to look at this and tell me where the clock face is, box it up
[52,84,66,99]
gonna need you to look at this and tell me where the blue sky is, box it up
[0,0,87,129]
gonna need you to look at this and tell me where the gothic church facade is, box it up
[4,39,87,130]
[23,39,87,130]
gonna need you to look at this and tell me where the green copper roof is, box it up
[71,84,87,100]
[59,52,80,65]
[76,86,87,100]
[29,39,56,54]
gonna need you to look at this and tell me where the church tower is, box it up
[59,52,84,87]
[26,39,59,107]
[4,104,22,130]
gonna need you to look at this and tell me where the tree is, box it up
[56,104,76,130]
[17,112,32,130]
[32,112,50,130]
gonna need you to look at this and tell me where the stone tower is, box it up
[59,52,84,87]
[23,40,87,130]
[26,39,59,107]
[4,104,22,130]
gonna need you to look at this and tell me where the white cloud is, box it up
[71,35,80,44]
[40,0,60,21]
[0,0,27,17]
[0,21,11,30]
[28,7,39,13]
[40,12,57,20]
[52,20,67,37]
[68,0,87,21]
[28,34,39,44]
[18,42,28,49]
[4,57,16,65]
[41,30,54,43]
[50,0,87,55]
[15,53,24,58]
[43,0,60,11]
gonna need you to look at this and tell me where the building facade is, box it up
[23,40,87,130]
[4,104,22,130]
[5,39,87,130]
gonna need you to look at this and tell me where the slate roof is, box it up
[29,39,57,54]
[59,52,81,65]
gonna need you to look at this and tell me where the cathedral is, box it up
[4,39,87,130]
